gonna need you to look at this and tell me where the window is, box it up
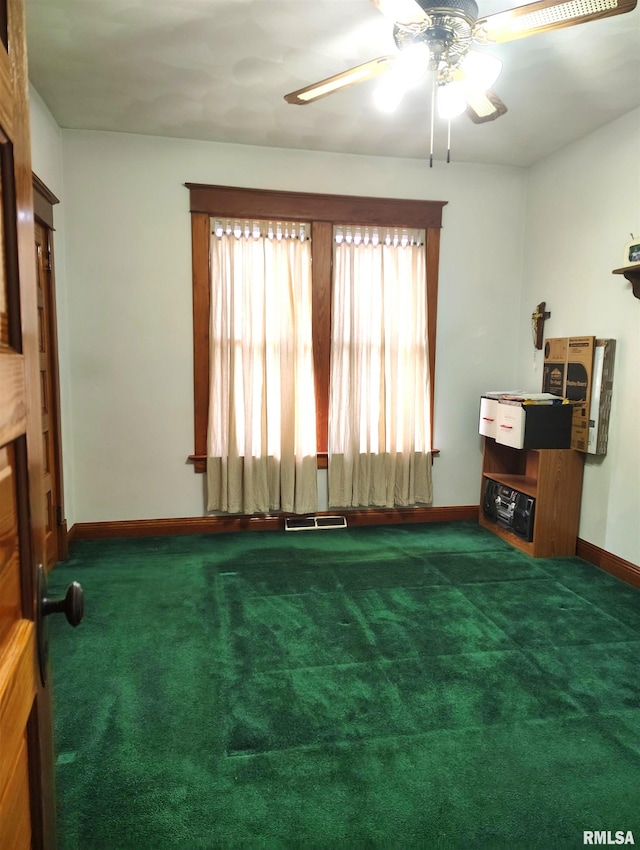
[187,184,446,482]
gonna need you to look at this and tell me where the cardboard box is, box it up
[542,336,595,452]
[587,339,616,455]
[542,338,567,397]
[565,337,594,403]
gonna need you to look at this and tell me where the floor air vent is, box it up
[285,515,347,532]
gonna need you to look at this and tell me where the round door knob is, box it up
[41,581,84,627]
[37,566,85,686]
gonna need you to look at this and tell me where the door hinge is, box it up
[56,505,64,526]
[45,251,53,273]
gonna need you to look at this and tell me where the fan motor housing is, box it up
[394,0,479,68]
[416,0,479,21]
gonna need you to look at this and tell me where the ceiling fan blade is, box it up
[478,0,637,43]
[466,89,508,123]
[284,56,395,105]
[368,0,430,24]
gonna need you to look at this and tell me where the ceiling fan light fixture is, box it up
[373,42,431,112]
[373,76,407,112]
[284,0,638,163]
[395,41,432,83]
[461,50,503,91]
[437,81,468,118]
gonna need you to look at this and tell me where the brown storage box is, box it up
[542,336,595,452]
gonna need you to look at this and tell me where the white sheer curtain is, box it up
[328,226,433,508]
[207,219,318,515]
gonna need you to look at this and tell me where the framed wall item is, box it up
[623,238,640,266]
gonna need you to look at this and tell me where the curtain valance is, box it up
[334,225,424,247]
[212,219,310,241]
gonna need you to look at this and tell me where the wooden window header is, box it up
[185,184,447,230]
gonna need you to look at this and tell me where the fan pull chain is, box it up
[429,74,435,168]
[447,118,451,164]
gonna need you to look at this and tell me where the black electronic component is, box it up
[482,479,535,542]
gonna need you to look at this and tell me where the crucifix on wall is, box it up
[531,301,551,350]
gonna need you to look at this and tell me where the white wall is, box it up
[517,108,640,565]
[29,89,639,566]
[28,87,76,526]
[48,129,525,523]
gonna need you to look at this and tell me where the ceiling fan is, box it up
[284,0,637,161]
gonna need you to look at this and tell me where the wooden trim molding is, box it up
[191,212,210,464]
[70,506,479,540]
[311,220,332,455]
[32,173,59,206]
[186,184,447,228]
[32,174,59,229]
[67,523,78,547]
[33,177,67,566]
[576,538,640,588]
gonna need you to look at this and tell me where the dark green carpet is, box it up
[48,522,640,849]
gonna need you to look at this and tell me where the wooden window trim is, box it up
[187,184,447,473]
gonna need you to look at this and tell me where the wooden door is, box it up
[0,0,57,847]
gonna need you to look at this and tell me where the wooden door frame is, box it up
[33,174,67,565]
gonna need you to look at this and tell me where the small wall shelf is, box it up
[612,265,640,299]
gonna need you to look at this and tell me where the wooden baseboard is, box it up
[576,538,640,588]
[57,520,69,561]
[67,522,77,546]
[69,505,480,540]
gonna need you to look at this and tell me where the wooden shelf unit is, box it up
[479,437,585,558]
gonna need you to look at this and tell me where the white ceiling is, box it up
[25,0,640,168]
